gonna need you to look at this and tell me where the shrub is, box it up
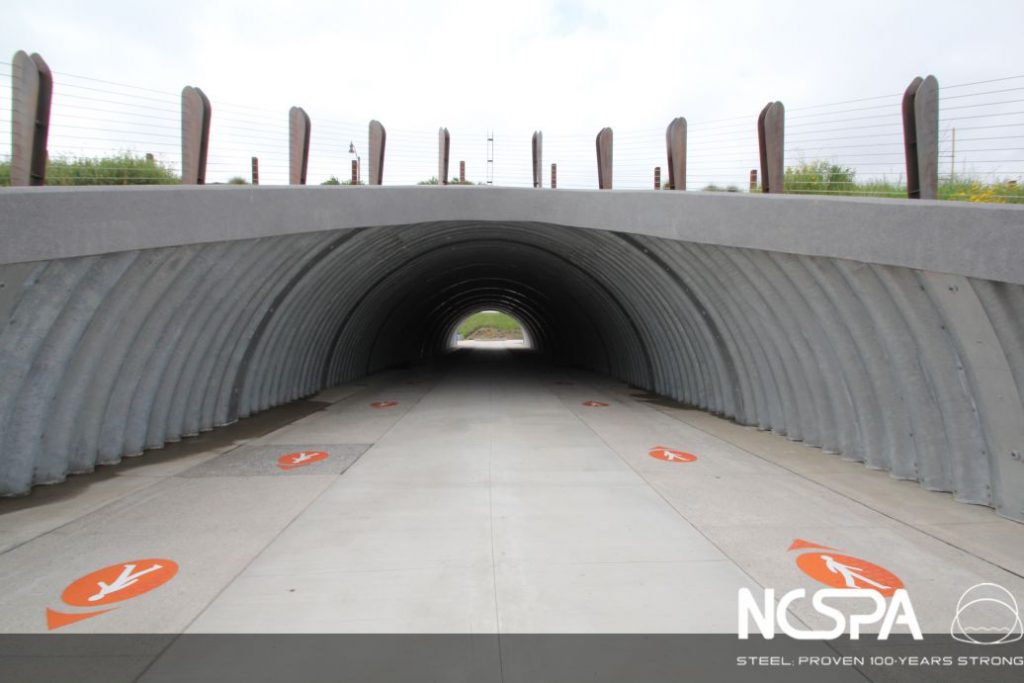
[784,160,856,196]
[0,153,181,186]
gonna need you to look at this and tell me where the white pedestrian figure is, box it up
[820,554,891,590]
[289,451,317,465]
[88,563,163,602]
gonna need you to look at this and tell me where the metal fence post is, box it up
[757,101,785,193]
[438,127,450,184]
[288,107,311,185]
[369,120,386,185]
[551,163,557,189]
[10,50,52,186]
[251,157,259,185]
[654,166,661,190]
[903,75,939,199]
[596,127,613,190]
[532,131,543,188]
[666,117,686,191]
[181,86,211,185]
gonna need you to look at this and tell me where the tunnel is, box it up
[0,185,1023,522]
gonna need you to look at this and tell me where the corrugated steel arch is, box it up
[1,205,1022,520]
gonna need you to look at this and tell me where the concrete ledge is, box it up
[1,185,1023,284]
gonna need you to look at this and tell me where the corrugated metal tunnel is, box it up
[1,186,1022,522]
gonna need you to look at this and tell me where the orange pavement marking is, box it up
[795,551,904,597]
[277,450,329,471]
[788,538,834,552]
[370,400,399,408]
[46,607,114,630]
[62,559,179,607]
[648,446,698,463]
[582,400,608,407]
[48,559,179,630]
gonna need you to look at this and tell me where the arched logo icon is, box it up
[790,540,903,597]
[370,400,399,409]
[277,450,329,471]
[47,559,178,629]
[951,583,1023,645]
[648,446,697,463]
[582,400,608,407]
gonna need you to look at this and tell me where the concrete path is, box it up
[1,347,1022,635]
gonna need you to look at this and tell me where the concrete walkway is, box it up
[1,347,1022,635]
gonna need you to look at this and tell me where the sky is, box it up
[3,0,1023,187]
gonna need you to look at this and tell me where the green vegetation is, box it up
[321,176,363,185]
[457,311,523,340]
[418,176,474,185]
[779,160,1023,203]
[227,176,248,185]
[784,160,856,196]
[0,153,179,186]
[703,183,740,192]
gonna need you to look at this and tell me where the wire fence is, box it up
[2,63,1022,201]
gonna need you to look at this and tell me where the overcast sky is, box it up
[3,0,1022,187]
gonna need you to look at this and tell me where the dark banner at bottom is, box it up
[1,634,1022,683]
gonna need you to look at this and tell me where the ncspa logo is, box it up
[950,583,1023,645]
[738,587,921,640]
[738,539,922,640]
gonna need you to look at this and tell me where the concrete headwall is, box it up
[1,186,1022,520]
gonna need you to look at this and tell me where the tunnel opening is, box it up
[449,309,532,349]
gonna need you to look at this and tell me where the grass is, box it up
[780,160,1023,203]
[457,311,523,339]
[0,153,180,186]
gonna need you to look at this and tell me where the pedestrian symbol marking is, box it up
[370,400,399,409]
[791,541,903,597]
[648,446,697,463]
[47,558,179,630]
[277,450,329,471]
[62,559,178,607]
[582,400,608,407]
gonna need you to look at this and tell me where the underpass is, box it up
[0,185,1023,669]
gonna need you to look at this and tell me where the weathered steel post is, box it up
[596,127,613,190]
[551,163,557,189]
[251,157,259,185]
[368,120,386,185]
[757,101,785,193]
[532,131,543,188]
[666,117,687,191]
[288,107,311,185]
[438,127,450,185]
[10,50,53,186]
[654,166,661,190]
[181,86,212,185]
[902,75,939,199]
